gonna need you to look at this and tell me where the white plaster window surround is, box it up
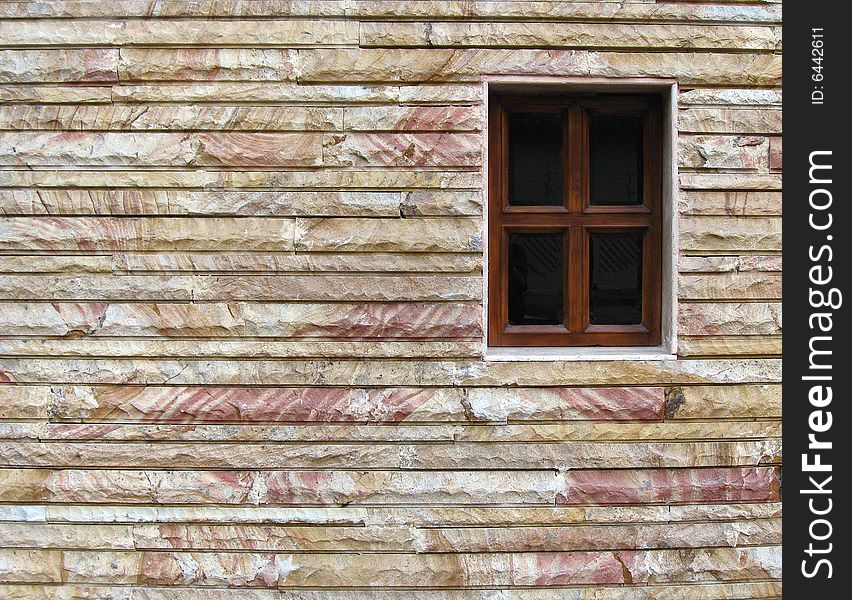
[481,76,679,362]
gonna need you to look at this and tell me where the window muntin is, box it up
[488,94,662,347]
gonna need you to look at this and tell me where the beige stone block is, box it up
[0,357,781,387]
[679,135,769,170]
[362,22,780,51]
[322,132,481,167]
[680,216,781,252]
[61,550,142,584]
[0,585,280,599]
[0,255,113,273]
[0,385,50,419]
[0,168,482,191]
[419,519,780,553]
[0,274,481,302]
[0,49,118,83]
[0,468,560,506]
[401,191,482,216]
[0,104,344,131]
[273,552,510,587]
[0,189,400,217]
[0,19,358,47]
[44,384,469,423]
[679,255,781,273]
[407,440,780,470]
[679,88,782,107]
[111,252,482,274]
[296,217,482,252]
[680,173,781,191]
[0,339,483,360]
[454,420,781,443]
[453,359,781,388]
[679,335,782,357]
[0,523,134,550]
[0,439,780,470]
[0,1,783,24]
[105,83,480,105]
[133,524,416,552]
[678,108,782,134]
[17,419,780,444]
[679,273,781,300]
[679,191,781,216]
[0,132,323,167]
[680,302,781,336]
[0,85,113,104]
[0,217,295,252]
[666,384,781,420]
[11,301,480,339]
[344,105,483,132]
[299,49,781,86]
[0,549,63,583]
[119,48,298,82]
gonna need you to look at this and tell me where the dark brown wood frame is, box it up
[488,94,662,347]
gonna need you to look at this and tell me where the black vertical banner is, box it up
[784,3,849,595]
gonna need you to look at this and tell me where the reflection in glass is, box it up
[508,233,564,325]
[589,233,643,325]
[508,112,563,206]
[590,115,643,205]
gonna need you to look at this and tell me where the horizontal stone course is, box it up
[0,439,780,470]
[0,301,483,339]
[0,358,782,386]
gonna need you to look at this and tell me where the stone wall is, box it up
[0,1,782,597]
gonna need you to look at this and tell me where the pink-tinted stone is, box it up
[465,387,665,421]
[558,467,781,505]
[769,136,782,172]
[512,551,629,586]
[50,385,465,423]
[323,132,481,167]
[140,551,279,587]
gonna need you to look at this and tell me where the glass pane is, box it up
[508,112,563,206]
[508,233,564,326]
[589,233,643,325]
[589,115,643,206]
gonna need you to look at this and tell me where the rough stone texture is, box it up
[680,216,781,252]
[0,189,402,217]
[322,132,482,167]
[679,191,781,216]
[0,132,323,167]
[0,19,358,47]
[0,104,345,132]
[0,217,296,252]
[679,302,782,336]
[299,49,781,86]
[295,217,482,252]
[0,2,782,596]
[678,135,768,170]
[0,302,482,339]
[679,273,781,300]
[360,22,780,51]
[769,136,782,172]
[678,108,782,134]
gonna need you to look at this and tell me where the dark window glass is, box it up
[508,233,564,325]
[589,115,643,206]
[589,232,643,325]
[508,112,563,206]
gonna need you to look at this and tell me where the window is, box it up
[488,93,662,347]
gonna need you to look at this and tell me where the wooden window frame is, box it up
[488,93,662,347]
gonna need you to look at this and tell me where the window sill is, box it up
[484,346,676,362]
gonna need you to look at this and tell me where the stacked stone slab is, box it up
[0,0,781,596]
